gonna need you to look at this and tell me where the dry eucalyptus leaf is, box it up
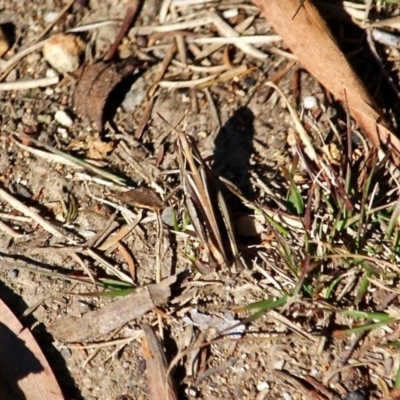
[112,187,164,210]
[74,57,143,130]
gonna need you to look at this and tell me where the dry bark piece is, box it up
[112,187,164,211]
[142,324,178,400]
[253,0,400,160]
[43,34,85,73]
[0,299,63,400]
[48,276,176,342]
[74,57,143,130]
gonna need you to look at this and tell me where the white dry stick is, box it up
[0,187,65,239]
[130,14,214,35]
[207,11,268,60]
[0,76,59,91]
[12,139,82,168]
[193,35,282,46]
[159,0,172,23]
[195,15,255,61]
[170,2,187,65]
[68,20,122,34]
[0,40,48,78]
[159,64,248,89]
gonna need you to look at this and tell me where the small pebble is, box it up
[161,207,177,228]
[43,34,85,73]
[256,382,269,391]
[283,392,292,400]
[344,389,368,400]
[44,12,60,23]
[44,87,54,96]
[55,110,73,127]
[303,95,318,110]
[45,68,58,78]
[122,76,147,111]
[57,127,69,139]
[8,269,19,279]
[60,347,71,360]
[14,182,32,199]
[184,388,198,397]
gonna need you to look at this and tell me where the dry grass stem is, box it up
[208,12,268,60]
[130,14,214,35]
[0,76,59,91]
[192,35,282,45]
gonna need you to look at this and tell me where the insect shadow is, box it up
[212,106,255,210]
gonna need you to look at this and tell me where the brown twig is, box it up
[103,0,142,61]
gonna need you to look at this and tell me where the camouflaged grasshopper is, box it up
[175,127,243,273]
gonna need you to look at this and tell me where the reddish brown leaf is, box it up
[112,187,164,211]
[74,57,143,130]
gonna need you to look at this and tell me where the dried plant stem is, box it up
[192,35,281,45]
[0,219,24,238]
[208,12,268,60]
[0,76,59,91]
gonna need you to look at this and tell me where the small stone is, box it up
[46,68,58,78]
[8,269,19,279]
[44,87,54,96]
[303,95,318,110]
[43,34,85,73]
[345,389,368,400]
[122,76,147,111]
[184,388,198,397]
[60,347,71,360]
[283,393,292,400]
[44,12,60,23]
[55,110,73,127]
[57,127,69,139]
[256,382,269,391]
[162,207,177,228]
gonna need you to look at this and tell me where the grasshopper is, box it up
[175,127,243,273]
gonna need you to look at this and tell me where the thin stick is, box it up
[0,187,65,239]
[130,14,214,35]
[103,0,142,61]
[0,76,59,91]
[195,15,255,61]
[207,12,268,60]
[170,3,187,65]
[135,43,176,139]
[192,35,282,45]
[0,40,48,79]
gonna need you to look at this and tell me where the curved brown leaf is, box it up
[253,0,400,161]
[74,57,143,130]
